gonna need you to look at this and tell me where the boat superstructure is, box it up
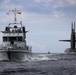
[0,9,32,61]
[59,22,76,53]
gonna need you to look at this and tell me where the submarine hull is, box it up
[65,48,76,54]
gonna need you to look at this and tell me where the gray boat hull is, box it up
[0,50,31,61]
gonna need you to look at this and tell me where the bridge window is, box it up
[18,37,22,41]
[3,36,23,42]
[3,37,7,41]
[9,37,17,41]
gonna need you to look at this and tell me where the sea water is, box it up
[0,53,76,75]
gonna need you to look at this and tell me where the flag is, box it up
[17,11,21,14]
[7,10,21,15]
[7,12,10,15]
[7,11,11,15]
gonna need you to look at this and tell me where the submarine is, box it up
[59,22,76,53]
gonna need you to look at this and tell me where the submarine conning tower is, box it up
[71,22,75,49]
[59,22,76,52]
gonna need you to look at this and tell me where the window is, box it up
[18,37,22,41]
[9,37,17,41]
[3,36,23,42]
[3,37,7,41]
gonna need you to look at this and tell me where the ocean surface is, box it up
[0,53,76,75]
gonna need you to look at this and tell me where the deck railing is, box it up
[0,44,32,52]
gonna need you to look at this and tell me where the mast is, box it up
[12,8,21,24]
[13,8,17,24]
[7,8,21,24]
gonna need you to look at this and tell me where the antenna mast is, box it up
[11,8,21,24]
[12,8,17,24]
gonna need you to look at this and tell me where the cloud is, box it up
[0,0,22,11]
[66,0,76,5]
[52,11,65,18]
[0,9,66,30]
[34,0,53,3]
[33,0,76,8]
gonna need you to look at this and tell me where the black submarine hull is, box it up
[65,48,76,54]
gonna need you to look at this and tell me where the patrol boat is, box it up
[59,22,76,53]
[0,9,32,61]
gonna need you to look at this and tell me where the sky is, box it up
[0,0,76,53]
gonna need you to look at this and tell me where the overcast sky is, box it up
[0,0,76,53]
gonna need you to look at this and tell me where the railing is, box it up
[26,46,32,52]
[0,44,32,52]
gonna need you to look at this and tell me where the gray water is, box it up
[0,53,76,75]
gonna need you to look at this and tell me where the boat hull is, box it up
[0,50,31,61]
